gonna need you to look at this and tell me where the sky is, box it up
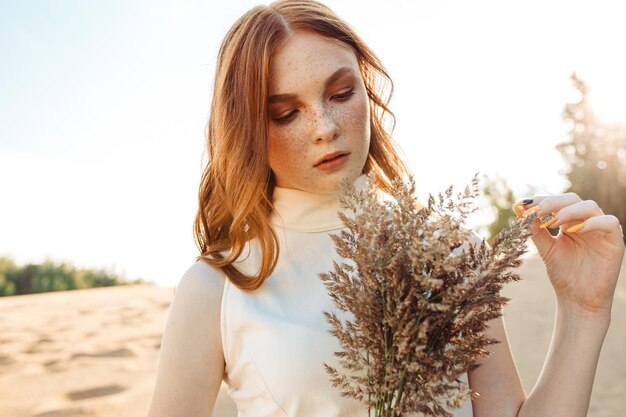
[1,0,625,287]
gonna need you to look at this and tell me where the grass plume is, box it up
[319,172,536,417]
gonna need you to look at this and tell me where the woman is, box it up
[146,1,625,416]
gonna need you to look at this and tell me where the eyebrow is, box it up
[268,66,355,104]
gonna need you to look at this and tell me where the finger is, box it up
[513,196,557,253]
[563,214,625,242]
[523,212,558,256]
[558,220,586,232]
[513,196,548,218]
[544,219,588,237]
[532,193,583,214]
[513,193,586,252]
[545,199,604,230]
[513,193,582,219]
[514,193,586,230]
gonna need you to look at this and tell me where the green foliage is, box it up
[0,256,145,297]
[476,174,537,247]
[480,175,517,246]
[0,257,17,296]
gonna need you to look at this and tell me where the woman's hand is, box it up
[514,193,625,316]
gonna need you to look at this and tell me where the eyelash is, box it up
[272,88,356,125]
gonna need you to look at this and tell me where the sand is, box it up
[0,253,624,417]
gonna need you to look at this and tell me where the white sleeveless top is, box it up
[219,175,474,417]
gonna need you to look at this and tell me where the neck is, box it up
[270,174,369,232]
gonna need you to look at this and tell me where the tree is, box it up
[556,73,626,243]
[0,256,146,297]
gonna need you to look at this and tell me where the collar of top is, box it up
[270,174,370,233]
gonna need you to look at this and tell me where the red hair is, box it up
[194,0,410,291]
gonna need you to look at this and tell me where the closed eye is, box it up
[273,110,298,125]
[271,88,356,125]
[332,88,355,101]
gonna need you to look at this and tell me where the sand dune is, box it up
[0,253,624,416]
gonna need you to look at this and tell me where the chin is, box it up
[318,170,363,194]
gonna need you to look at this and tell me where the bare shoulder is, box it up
[147,259,226,417]
[166,259,226,332]
[174,258,226,299]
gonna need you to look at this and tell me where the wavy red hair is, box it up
[194,0,411,291]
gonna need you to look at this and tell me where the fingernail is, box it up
[539,212,558,229]
[522,206,541,218]
[566,223,585,233]
[522,199,533,205]
[547,226,560,236]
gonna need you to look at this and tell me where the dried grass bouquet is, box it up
[319,172,536,417]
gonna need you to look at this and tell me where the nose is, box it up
[311,103,339,143]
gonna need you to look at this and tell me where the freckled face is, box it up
[267,31,371,194]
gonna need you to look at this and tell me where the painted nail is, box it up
[522,206,541,218]
[522,199,533,205]
[566,223,585,233]
[539,212,558,229]
[514,201,525,218]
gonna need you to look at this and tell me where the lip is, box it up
[313,151,350,167]
[314,152,350,171]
